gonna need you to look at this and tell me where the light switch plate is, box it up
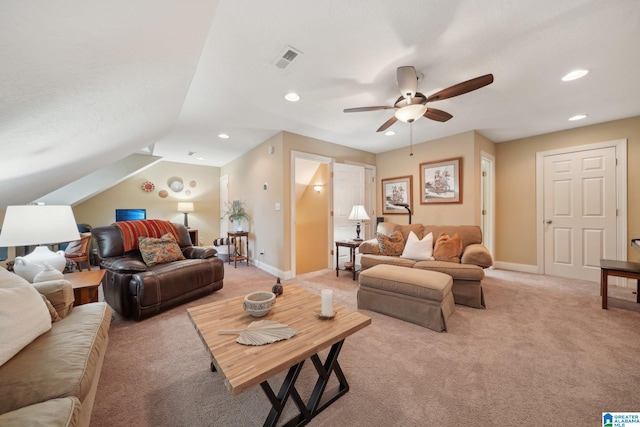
[275,202,281,211]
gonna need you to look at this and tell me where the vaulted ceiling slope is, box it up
[0,0,218,207]
[2,1,640,209]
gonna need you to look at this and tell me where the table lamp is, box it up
[0,205,80,282]
[348,205,370,241]
[178,202,194,228]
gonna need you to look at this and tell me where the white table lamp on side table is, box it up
[0,205,80,282]
[348,205,370,241]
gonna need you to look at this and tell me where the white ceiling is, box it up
[2,0,640,207]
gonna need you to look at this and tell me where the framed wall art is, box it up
[381,175,413,214]
[420,157,462,204]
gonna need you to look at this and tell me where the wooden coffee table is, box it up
[64,269,106,306]
[188,285,371,426]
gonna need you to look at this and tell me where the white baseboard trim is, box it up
[250,260,291,279]
[494,262,637,288]
[493,261,540,274]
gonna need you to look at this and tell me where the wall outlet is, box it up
[199,237,203,244]
[260,249,265,255]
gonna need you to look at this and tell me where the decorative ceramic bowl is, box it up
[243,292,276,317]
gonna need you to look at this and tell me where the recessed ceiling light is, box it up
[562,69,589,81]
[384,130,396,136]
[285,92,300,102]
[196,157,205,161]
[569,114,587,121]
[218,133,229,139]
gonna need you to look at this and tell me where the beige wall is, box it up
[495,115,640,266]
[73,161,221,245]
[4,116,637,275]
[221,133,285,271]
[375,131,482,226]
[296,163,329,274]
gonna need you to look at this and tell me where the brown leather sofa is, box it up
[92,222,223,320]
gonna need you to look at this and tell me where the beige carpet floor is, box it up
[91,266,640,427]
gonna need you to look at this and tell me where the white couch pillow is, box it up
[0,280,52,367]
[400,231,434,261]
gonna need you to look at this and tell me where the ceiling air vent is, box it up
[274,45,303,70]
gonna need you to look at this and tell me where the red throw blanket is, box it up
[113,220,181,252]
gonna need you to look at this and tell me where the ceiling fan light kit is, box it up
[345,66,494,133]
[395,104,428,123]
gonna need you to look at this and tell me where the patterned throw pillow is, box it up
[41,294,62,322]
[139,233,186,266]
[433,232,463,263]
[377,230,405,256]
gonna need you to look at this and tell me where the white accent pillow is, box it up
[0,281,52,367]
[400,231,434,261]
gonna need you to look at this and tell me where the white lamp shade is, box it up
[177,202,194,213]
[0,205,80,246]
[348,205,370,221]
[394,104,427,123]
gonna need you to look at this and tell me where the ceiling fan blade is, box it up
[343,106,394,113]
[397,66,418,98]
[376,116,398,132]
[427,74,494,102]
[424,108,453,122]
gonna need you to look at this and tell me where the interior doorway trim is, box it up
[480,151,495,262]
[290,150,333,279]
[535,139,627,277]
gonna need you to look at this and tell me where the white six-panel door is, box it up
[543,147,617,281]
[333,162,364,268]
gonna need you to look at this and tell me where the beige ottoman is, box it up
[358,264,455,332]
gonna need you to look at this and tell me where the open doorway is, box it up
[291,152,332,277]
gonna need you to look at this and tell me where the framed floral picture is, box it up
[381,175,413,214]
[420,157,462,204]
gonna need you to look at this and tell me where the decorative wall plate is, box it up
[168,177,184,192]
[141,181,155,192]
[170,181,184,192]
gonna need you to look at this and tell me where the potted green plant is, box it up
[223,200,251,231]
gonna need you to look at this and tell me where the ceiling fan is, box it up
[344,66,494,132]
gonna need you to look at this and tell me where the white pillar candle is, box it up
[321,289,333,316]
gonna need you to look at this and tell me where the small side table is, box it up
[63,269,106,306]
[336,240,361,281]
[227,231,249,268]
[600,259,640,309]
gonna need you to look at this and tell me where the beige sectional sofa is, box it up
[0,267,111,427]
[359,222,493,308]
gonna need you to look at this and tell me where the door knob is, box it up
[545,220,552,224]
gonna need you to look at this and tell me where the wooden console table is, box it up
[600,259,640,309]
[227,231,249,268]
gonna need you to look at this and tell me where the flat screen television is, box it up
[115,209,146,222]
